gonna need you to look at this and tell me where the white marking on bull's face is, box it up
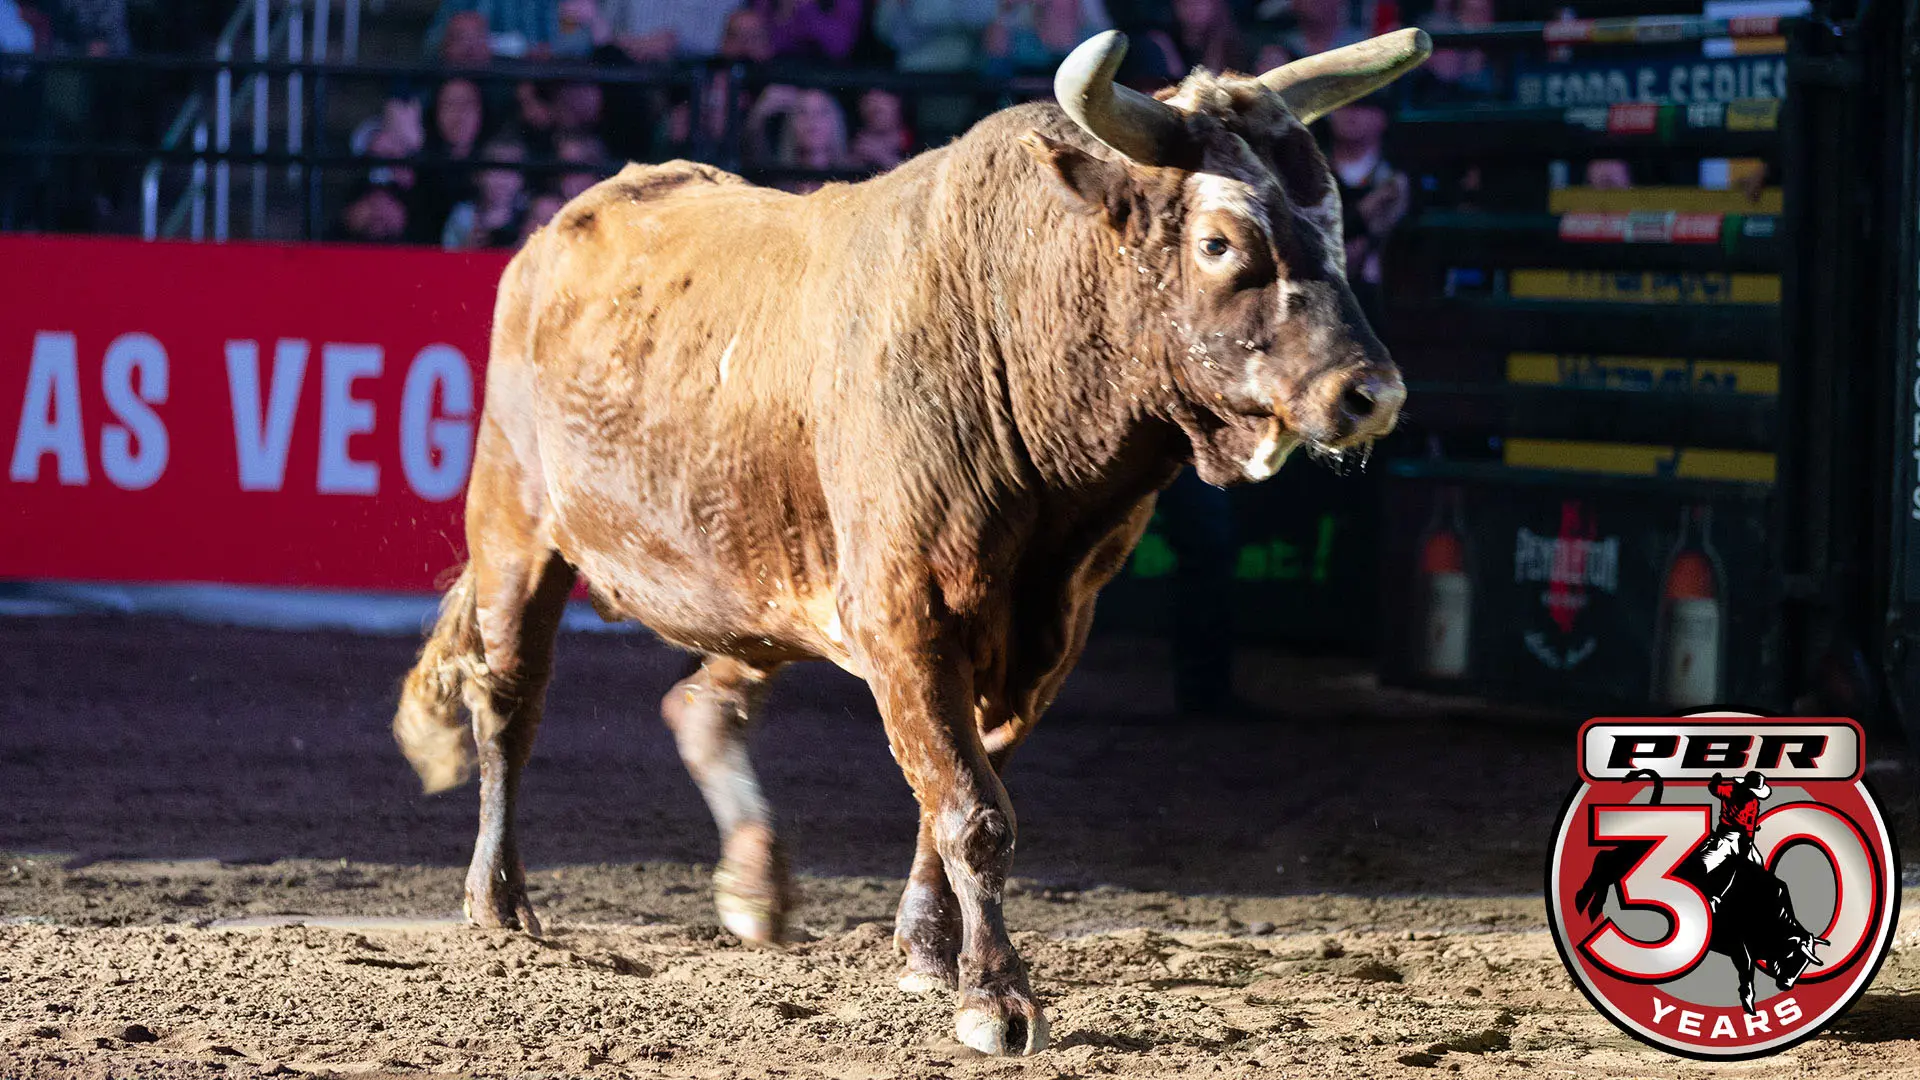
[718,332,738,385]
[1243,417,1298,480]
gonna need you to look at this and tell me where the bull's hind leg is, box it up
[461,544,574,932]
[458,423,577,933]
[663,656,791,943]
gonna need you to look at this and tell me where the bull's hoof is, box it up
[713,823,790,945]
[897,967,954,994]
[463,885,542,936]
[955,993,1049,1056]
[715,889,782,945]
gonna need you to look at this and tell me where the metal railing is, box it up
[141,0,363,242]
[11,52,1049,243]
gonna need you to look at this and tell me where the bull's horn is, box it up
[1054,31,1189,166]
[1258,28,1432,125]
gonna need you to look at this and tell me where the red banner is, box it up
[1,236,512,590]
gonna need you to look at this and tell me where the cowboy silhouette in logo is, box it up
[1575,769,1829,1014]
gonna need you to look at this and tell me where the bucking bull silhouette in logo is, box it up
[1575,769,1828,1014]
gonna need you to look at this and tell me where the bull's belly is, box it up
[548,500,844,667]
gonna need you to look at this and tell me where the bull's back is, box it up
[481,162,843,660]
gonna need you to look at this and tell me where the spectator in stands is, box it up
[338,180,412,244]
[657,8,774,162]
[354,95,426,190]
[720,6,778,62]
[554,130,611,200]
[1268,0,1362,63]
[980,0,1109,77]
[443,136,529,249]
[520,188,566,241]
[427,0,557,59]
[874,0,996,72]
[848,88,912,170]
[747,0,864,62]
[441,10,494,66]
[429,78,488,161]
[0,0,33,54]
[1329,93,1409,324]
[411,78,490,245]
[748,86,850,191]
[599,0,731,59]
[49,0,125,55]
[1413,0,1497,101]
[1142,0,1248,74]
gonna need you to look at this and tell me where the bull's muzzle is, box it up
[1337,368,1406,443]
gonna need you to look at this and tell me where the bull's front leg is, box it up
[865,621,1048,1056]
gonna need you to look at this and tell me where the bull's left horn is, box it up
[1054,31,1189,166]
[1258,27,1432,125]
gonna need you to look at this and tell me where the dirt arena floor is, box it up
[6,616,1920,1079]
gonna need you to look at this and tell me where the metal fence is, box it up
[0,50,1050,243]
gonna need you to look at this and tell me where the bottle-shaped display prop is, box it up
[1419,486,1473,679]
[1654,504,1725,706]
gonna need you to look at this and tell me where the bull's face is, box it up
[1024,30,1428,486]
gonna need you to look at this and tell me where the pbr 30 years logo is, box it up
[1546,714,1898,1059]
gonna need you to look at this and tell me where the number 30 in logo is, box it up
[1547,715,1898,1059]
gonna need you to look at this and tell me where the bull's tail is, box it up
[394,564,483,793]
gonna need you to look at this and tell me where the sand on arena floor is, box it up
[3,617,1919,1079]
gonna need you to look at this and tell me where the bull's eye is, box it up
[1199,235,1231,259]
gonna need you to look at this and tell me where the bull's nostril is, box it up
[1342,384,1376,420]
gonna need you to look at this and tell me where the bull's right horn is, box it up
[1054,31,1189,166]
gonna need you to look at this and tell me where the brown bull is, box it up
[394,29,1429,1056]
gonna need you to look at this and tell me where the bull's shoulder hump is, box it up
[551,160,755,234]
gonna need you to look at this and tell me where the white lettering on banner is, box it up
[399,344,474,502]
[8,331,87,485]
[100,332,169,490]
[316,343,382,495]
[226,339,310,492]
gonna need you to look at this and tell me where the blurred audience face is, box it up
[435,79,484,155]
[1330,103,1388,147]
[1175,0,1230,37]
[1291,0,1346,33]
[477,141,527,208]
[554,82,604,133]
[1255,42,1293,71]
[720,10,774,63]
[345,188,407,241]
[857,90,902,135]
[1586,159,1632,189]
[791,90,845,161]
[556,133,608,200]
[1457,0,1495,26]
[441,12,492,67]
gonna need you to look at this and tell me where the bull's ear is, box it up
[1019,130,1136,229]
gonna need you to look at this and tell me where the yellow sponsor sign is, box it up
[1506,353,1779,395]
[1547,186,1783,214]
[1505,437,1776,482]
[1726,98,1782,128]
[1510,270,1781,304]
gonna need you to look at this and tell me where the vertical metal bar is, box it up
[251,0,269,238]
[306,63,325,240]
[215,44,232,241]
[344,0,361,61]
[141,165,159,240]
[289,0,305,189]
[313,0,330,61]
[192,120,209,240]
